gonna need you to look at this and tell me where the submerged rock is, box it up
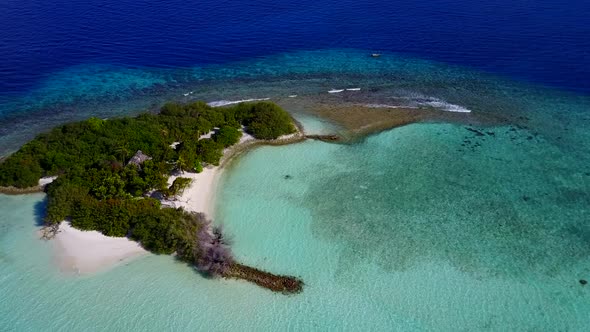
[223,263,303,294]
[194,218,304,294]
[465,127,485,136]
[305,134,341,142]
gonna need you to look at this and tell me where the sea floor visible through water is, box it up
[1,50,590,331]
[3,49,589,155]
[1,116,589,330]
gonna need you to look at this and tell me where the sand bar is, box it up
[165,166,223,217]
[165,131,256,217]
[50,127,303,274]
[53,222,147,275]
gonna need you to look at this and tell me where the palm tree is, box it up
[176,155,187,174]
[114,144,130,164]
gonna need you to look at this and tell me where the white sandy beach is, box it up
[165,166,223,217]
[164,131,255,217]
[38,176,57,186]
[50,132,253,273]
[53,222,147,275]
[37,176,147,274]
[50,127,301,274]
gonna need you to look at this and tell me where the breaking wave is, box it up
[207,98,270,107]
[415,97,472,113]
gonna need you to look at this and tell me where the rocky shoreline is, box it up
[0,176,57,195]
[219,117,307,167]
[0,185,44,195]
[2,116,311,294]
[223,263,304,294]
[181,118,307,293]
[305,134,342,142]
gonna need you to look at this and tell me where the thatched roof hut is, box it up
[127,150,152,168]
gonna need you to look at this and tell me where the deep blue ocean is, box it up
[2,1,590,331]
[1,0,589,155]
[2,0,590,95]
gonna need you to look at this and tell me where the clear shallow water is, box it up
[1,0,590,329]
[2,119,589,330]
[0,52,589,330]
[2,48,590,155]
[216,122,590,330]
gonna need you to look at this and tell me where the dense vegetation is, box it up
[164,177,192,198]
[241,102,296,139]
[0,101,294,188]
[0,101,296,261]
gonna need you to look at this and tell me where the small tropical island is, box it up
[0,101,305,294]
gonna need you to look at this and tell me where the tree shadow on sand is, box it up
[33,198,47,227]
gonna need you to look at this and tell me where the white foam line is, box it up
[346,88,361,91]
[363,103,419,109]
[207,98,270,107]
[328,89,344,94]
[420,100,472,113]
[390,94,472,113]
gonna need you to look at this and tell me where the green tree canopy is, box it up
[0,100,296,265]
[214,126,242,147]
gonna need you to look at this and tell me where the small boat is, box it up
[371,53,381,58]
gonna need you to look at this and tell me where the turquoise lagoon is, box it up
[4,49,589,154]
[1,51,590,330]
[2,122,590,330]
